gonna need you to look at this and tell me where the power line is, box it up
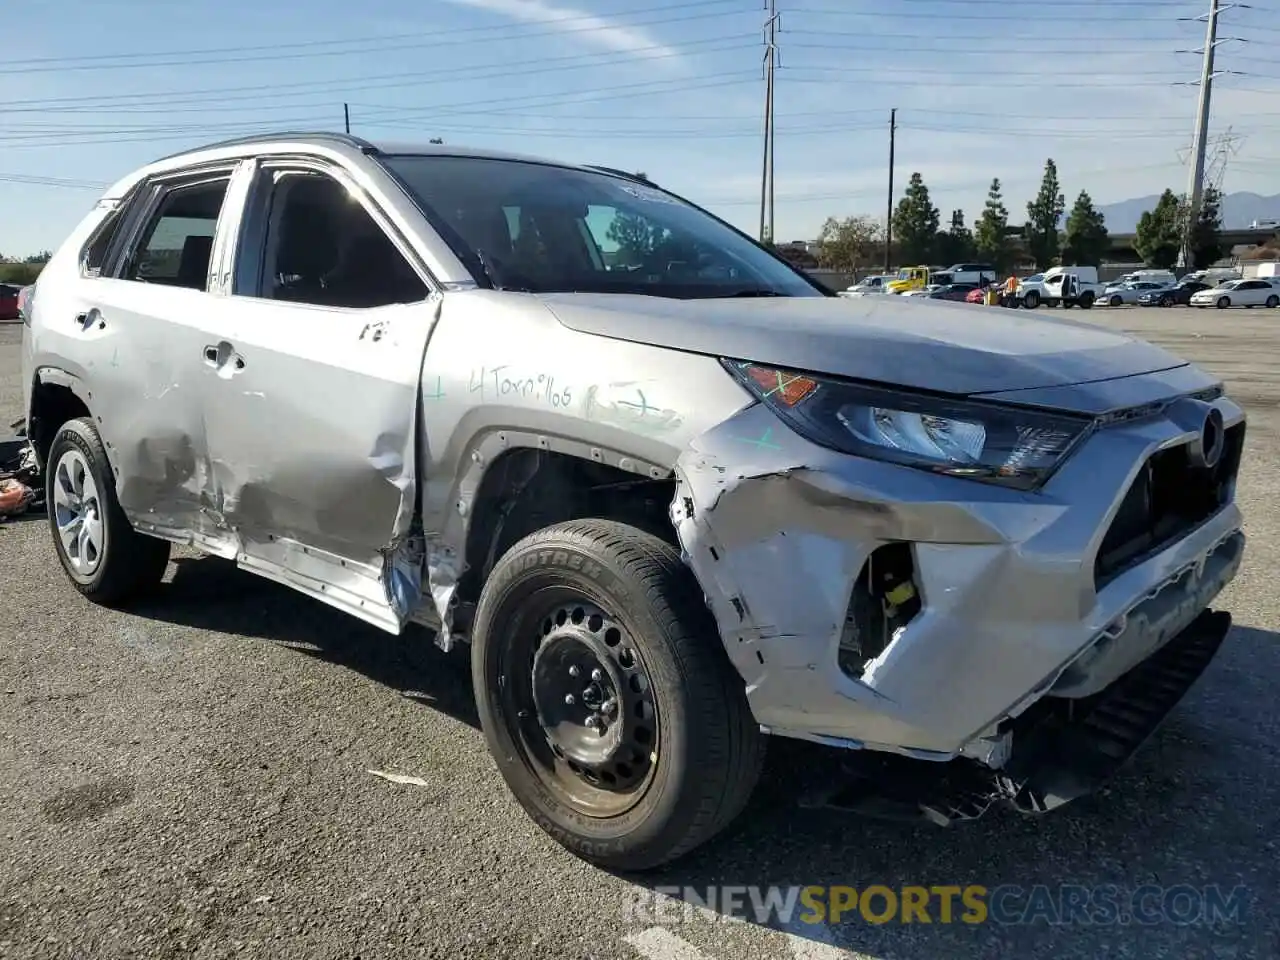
[0,0,746,73]
[0,37,758,111]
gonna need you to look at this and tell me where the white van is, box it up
[1117,269,1176,287]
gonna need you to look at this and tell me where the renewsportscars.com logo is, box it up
[623,884,1250,927]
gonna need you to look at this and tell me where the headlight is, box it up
[722,360,1093,490]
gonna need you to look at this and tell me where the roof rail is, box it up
[583,165,655,185]
[156,130,380,163]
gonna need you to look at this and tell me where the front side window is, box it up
[249,171,428,308]
[380,155,823,299]
[122,178,230,289]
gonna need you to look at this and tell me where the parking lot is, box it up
[1,306,1278,960]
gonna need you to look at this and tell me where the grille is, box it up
[1094,422,1244,587]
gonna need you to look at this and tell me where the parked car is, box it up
[926,283,979,302]
[840,275,892,297]
[0,283,20,321]
[23,132,1248,871]
[902,283,945,297]
[1189,278,1280,309]
[1101,281,1169,306]
[1137,281,1210,307]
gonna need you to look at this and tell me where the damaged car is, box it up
[22,133,1245,870]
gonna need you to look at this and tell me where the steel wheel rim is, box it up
[499,589,660,818]
[52,448,105,577]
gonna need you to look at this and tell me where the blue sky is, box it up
[3,0,1278,256]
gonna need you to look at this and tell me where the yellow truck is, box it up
[885,265,933,294]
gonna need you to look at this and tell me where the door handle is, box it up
[203,342,246,375]
[74,308,104,331]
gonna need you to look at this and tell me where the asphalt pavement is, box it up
[1,310,1278,960]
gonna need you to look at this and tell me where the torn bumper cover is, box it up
[670,393,1245,772]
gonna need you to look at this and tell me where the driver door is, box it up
[197,158,441,633]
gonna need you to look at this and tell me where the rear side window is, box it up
[82,204,129,277]
[121,178,231,290]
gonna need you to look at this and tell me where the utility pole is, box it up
[1178,0,1229,268]
[759,0,778,244]
[885,108,896,273]
[344,102,351,134]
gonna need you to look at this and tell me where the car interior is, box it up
[264,174,429,308]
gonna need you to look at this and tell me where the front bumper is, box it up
[670,379,1245,764]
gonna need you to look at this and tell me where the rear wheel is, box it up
[46,417,170,604]
[1266,295,1279,308]
[1078,292,1095,309]
[471,519,765,871]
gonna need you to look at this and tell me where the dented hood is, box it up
[537,292,1188,395]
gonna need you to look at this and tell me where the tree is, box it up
[816,215,882,272]
[891,172,940,264]
[1062,190,1109,267]
[1188,185,1225,269]
[1134,189,1183,269]
[606,213,660,266]
[935,209,974,264]
[1024,158,1065,270]
[975,178,1012,272]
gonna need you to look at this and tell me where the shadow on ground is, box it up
[131,554,479,729]
[122,555,1279,958]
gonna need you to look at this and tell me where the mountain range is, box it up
[1095,192,1280,234]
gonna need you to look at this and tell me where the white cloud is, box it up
[441,0,682,61]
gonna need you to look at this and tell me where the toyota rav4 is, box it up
[21,133,1246,870]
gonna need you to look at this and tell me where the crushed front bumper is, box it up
[670,382,1245,764]
[798,608,1232,823]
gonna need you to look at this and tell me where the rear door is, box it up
[57,162,250,542]
[198,156,441,633]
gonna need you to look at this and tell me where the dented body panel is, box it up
[24,133,1247,773]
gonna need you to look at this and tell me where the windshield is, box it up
[1024,273,1044,283]
[380,155,824,298]
[1219,280,1241,289]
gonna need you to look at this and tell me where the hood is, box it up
[537,292,1189,396]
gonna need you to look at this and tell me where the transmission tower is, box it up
[759,0,779,244]
[1173,0,1245,266]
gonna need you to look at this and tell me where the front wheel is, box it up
[1218,296,1231,309]
[1023,291,1040,309]
[46,417,171,604]
[1159,296,1173,307]
[471,519,765,871]
[1110,294,1123,307]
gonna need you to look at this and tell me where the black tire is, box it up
[1078,292,1094,310]
[1159,296,1173,307]
[471,518,765,871]
[1266,295,1279,308]
[1023,291,1040,309]
[45,417,170,604]
[1110,294,1123,307]
[1218,296,1230,309]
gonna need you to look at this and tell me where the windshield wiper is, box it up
[708,288,788,298]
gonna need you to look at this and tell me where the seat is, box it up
[272,202,339,303]
[176,234,214,289]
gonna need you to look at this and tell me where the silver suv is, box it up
[22,133,1246,870]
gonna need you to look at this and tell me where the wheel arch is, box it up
[28,367,99,473]
[445,433,681,638]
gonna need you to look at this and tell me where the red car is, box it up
[0,284,20,321]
